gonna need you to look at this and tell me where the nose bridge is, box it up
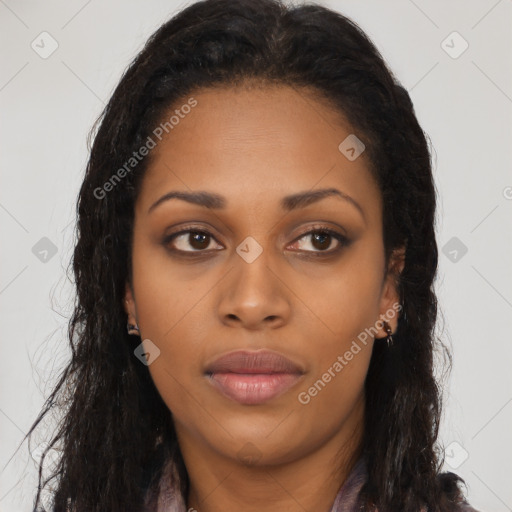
[235,240,275,293]
[217,236,291,327]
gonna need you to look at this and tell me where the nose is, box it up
[216,247,291,330]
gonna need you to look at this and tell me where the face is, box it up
[124,84,404,469]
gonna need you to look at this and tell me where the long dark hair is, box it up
[24,0,469,510]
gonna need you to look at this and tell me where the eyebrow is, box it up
[147,187,365,221]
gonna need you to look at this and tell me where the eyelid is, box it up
[291,223,347,241]
[162,225,224,252]
[287,224,349,253]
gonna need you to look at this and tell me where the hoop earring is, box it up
[383,320,394,348]
[127,321,140,336]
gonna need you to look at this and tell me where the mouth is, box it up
[204,349,305,405]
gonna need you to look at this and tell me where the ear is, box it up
[123,282,138,326]
[376,245,405,337]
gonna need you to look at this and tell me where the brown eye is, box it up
[289,227,350,255]
[164,230,223,253]
[310,232,332,251]
[187,232,211,250]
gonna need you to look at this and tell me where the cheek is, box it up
[133,295,211,431]
[292,285,377,437]
[292,248,384,341]
[289,250,383,405]
[130,242,218,420]
[131,236,211,340]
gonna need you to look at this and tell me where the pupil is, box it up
[313,232,330,250]
[190,232,209,249]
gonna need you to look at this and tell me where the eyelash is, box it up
[162,224,350,258]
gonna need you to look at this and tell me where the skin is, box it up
[124,84,405,512]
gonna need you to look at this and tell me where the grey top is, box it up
[144,455,481,512]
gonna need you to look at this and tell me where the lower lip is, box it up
[206,372,303,405]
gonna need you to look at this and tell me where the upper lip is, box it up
[204,349,305,375]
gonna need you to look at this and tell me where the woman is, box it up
[27,0,480,510]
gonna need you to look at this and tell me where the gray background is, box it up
[1,1,511,511]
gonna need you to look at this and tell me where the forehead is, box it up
[137,84,381,221]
